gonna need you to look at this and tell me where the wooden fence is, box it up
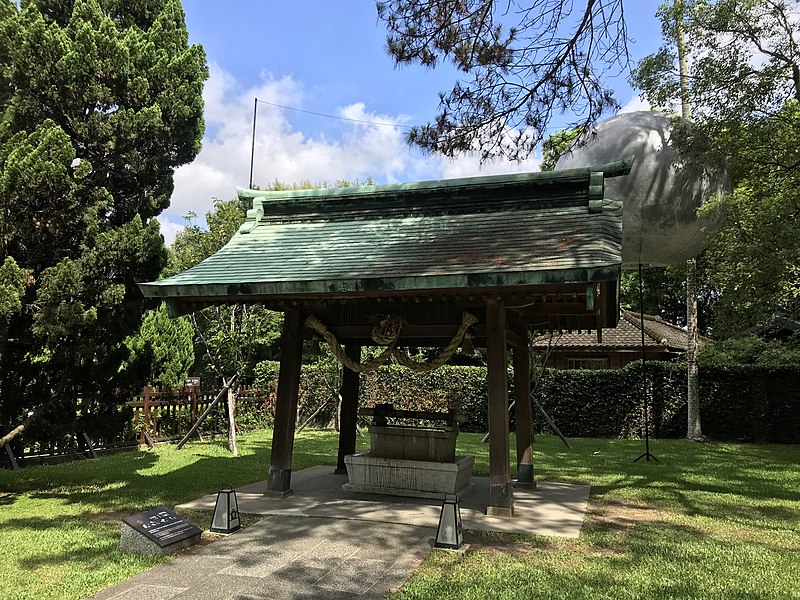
[126,384,270,444]
[125,385,274,444]
[1,384,272,469]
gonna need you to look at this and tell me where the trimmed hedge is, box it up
[253,360,800,443]
[254,361,490,432]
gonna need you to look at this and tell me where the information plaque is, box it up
[122,507,202,549]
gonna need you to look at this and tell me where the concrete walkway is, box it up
[93,516,431,600]
[93,467,590,600]
[177,466,590,538]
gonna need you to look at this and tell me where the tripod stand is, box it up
[634,263,658,462]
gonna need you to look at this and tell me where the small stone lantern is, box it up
[434,493,463,550]
[210,486,241,534]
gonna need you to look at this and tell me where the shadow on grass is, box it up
[0,433,277,515]
[2,429,800,600]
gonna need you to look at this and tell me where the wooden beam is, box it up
[336,343,361,474]
[505,328,525,349]
[266,307,304,498]
[517,303,597,316]
[303,324,486,340]
[512,319,535,487]
[485,298,514,516]
[3,443,19,470]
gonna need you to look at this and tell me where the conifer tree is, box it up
[0,0,207,447]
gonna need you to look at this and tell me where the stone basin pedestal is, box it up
[343,424,474,499]
[343,452,474,500]
[369,425,457,462]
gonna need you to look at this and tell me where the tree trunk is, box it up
[0,397,59,448]
[0,414,34,448]
[676,1,692,122]
[675,0,703,442]
[227,382,238,457]
[686,258,704,440]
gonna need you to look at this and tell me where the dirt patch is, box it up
[464,532,559,556]
[84,510,131,524]
[587,500,672,531]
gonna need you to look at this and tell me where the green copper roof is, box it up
[140,159,632,303]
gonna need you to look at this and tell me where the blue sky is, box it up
[161,1,664,242]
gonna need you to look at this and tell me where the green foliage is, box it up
[538,361,800,443]
[254,360,491,432]
[123,302,194,388]
[0,1,207,441]
[540,128,583,172]
[190,304,283,384]
[631,0,800,334]
[699,102,800,334]
[254,358,800,443]
[0,256,27,320]
[698,334,800,367]
[619,260,716,333]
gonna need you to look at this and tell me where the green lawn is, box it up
[0,429,370,600]
[403,435,800,600]
[1,431,798,600]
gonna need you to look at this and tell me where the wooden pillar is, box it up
[486,298,514,516]
[512,319,535,487]
[336,343,361,474]
[266,307,304,498]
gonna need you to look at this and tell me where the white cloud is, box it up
[438,153,539,179]
[620,94,653,114]
[165,64,544,235]
[167,64,425,221]
[156,215,186,246]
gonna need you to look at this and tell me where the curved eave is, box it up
[139,264,621,301]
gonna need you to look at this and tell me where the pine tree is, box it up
[0,0,207,446]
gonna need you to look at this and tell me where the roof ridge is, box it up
[621,309,669,344]
[237,157,634,203]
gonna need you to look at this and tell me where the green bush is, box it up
[253,359,800,443]
[254,360,490,431]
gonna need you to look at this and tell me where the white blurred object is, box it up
[556,112,731,267]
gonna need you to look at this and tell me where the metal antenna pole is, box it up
[249,97,258,189]
[634,263,658,462]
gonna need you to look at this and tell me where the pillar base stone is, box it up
[265,467,292,498]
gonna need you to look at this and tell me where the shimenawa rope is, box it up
[304,312,478,373]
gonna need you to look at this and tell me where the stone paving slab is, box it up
[96,466,590,600]
[94,516,432,600]
[178,465,590,538]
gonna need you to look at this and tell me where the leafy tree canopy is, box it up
[123,301,194,388]
[632,0,800,336]
[377,0,628,160]
[0,0,207,441]
[699,333,800,366]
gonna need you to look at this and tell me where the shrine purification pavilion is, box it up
[139,157,632,516]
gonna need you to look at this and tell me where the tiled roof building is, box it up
[531,310,695,369]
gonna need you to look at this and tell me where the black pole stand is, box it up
[634,263,658,462]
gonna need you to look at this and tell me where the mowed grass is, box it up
[1,430,799,599]
[401,435,800,600]
[0,429,369,600]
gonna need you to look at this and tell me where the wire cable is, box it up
[256,99,412,130]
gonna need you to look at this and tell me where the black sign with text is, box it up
[122,507,202,548]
